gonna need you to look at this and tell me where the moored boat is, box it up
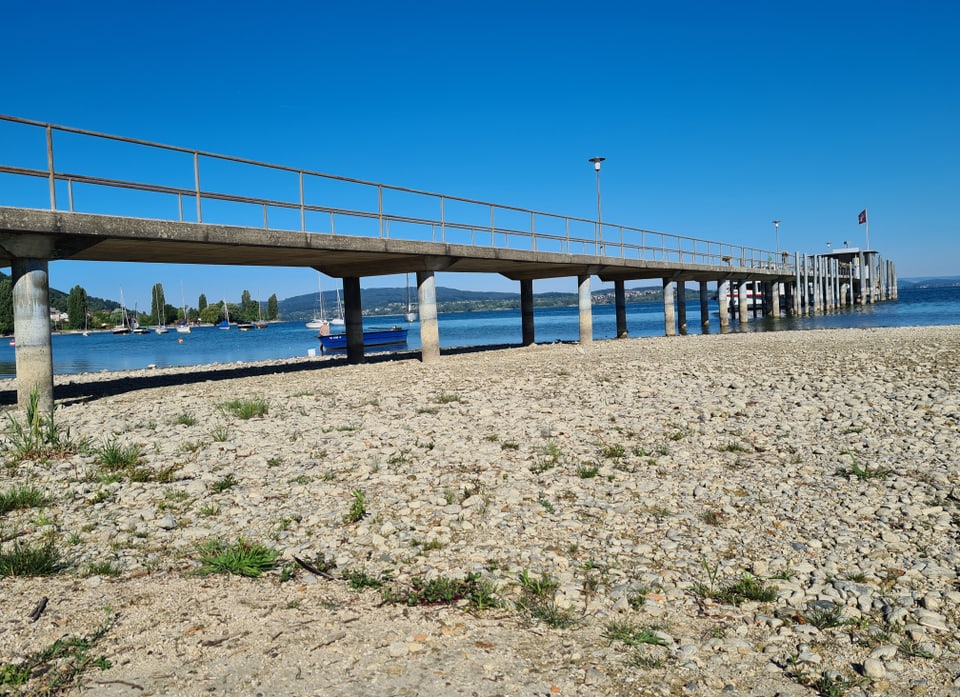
[318,326,408,353]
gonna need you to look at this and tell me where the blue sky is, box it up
[3,0,958,310]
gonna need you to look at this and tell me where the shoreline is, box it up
[1,323,957,397]
[2,325,960,695]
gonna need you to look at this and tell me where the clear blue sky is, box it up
[3,0,958,310]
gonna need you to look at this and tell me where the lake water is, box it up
[1,287,958,378]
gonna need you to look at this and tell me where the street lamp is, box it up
[772,219,780,258]
[588,157,605,254]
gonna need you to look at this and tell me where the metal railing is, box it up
[0,114,790,272]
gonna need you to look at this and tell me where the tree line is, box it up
[0,280,279,334]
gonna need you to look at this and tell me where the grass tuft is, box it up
[0,539,66,577]
[603,620,667,647]
[0,484,50,515]
[218,396,269,419]
[194,539,280,578]
[4,388,83,464]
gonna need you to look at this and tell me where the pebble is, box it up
[3,326,960,696]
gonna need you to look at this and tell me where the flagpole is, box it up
[865,208,870,250]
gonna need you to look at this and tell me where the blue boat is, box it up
[318,326,408,352]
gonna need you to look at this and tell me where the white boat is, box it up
[112,289,132,334]
[305,275,327,329]
[329,287,345,327]
[153,285,169,334]
[404,273,418,323]
[176,283,191,333]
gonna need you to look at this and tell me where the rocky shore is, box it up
[2,325,960,696]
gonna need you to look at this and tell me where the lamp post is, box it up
[772,219,780,260]
[588,157,605,254]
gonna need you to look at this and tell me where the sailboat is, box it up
[255,295,268,329]
[112,289,131,335]
[329,287,345,328]
[305,275,327,329]
[217,300,231,330]
[177,283,191,333]
[153,286,169,334]
[404,273,418,323]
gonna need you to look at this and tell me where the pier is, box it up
[0,115,896,410]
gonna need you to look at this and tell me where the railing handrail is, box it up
[0,113,793,272]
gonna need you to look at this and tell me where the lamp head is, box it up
[588,156,605,172]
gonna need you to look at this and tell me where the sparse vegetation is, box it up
[194,539,280,578]
[4,388,82,463]
[0,483,50,514]
[603,620,667,647]
[95,438,143,472]
[0,613,116,693]
[344,489,367,523]
[218,396,269,419]
[0,538,66,577]
[211,473,238,492]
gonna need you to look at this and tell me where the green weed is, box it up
[0,539,66,577]
[603,621,667,647]
[218,396,268,419]
[344,490,367,523]
[193,539,280,578]
[211,473,238,493]
[0,484,50,514]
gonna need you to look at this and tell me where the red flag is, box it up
[858,209,867,225]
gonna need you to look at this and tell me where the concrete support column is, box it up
[577,275,593,348]
[770,281,780,317]
[738,281,750,324]
[699,281,710,330]
[857,252,867,305]
[676,282,687,334]
[342,277,364,365]
[717,280,729,329]
[12,258,54,412]
[614,280,627,338]
[794,252,802,315]
[662,278,676,336]
[417,271,440,364]
[520,279,535,346]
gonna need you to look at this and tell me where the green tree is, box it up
[0,278,13,335]
[267,293,278,320]
[240,290,255,321]
[66,285,88,330]
[199,304,221,324]
[198,294,207,313]
[150,283,166,325]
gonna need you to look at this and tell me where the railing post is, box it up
[440,196,446,242]
[530,211,536,252]
[46,125,56,210]
[378,184,384,238]
[299,171,305,232]
[67,179,74,212]
[490,205,495,246]
[193,152,202,223]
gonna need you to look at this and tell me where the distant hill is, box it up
[898,276,960,289]
[0,271,119,312]
[278,284,663,318]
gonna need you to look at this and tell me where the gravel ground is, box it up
[1,325,959,696]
